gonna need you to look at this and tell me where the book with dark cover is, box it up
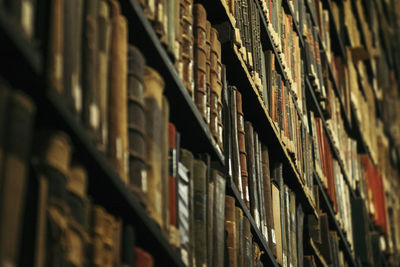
[303,255,316,267]
[135,247,154,267]
[245,121,260,228]
[144,66,164,228]
[230,86,243,197]
[207,177,214,267]
[63,0,83,116]
[127,45,147,201]
[213,170,226,267]
[122,224,136,267]
[108,0,128,183]
[307,214,321,244]
[193,4,207,120]
[225,196,237,267]
[193,159,207,267]
[162,97,170,238]
[178,159,190,266]
[261,145,275,255]
[47,0,64,95]
[351,196,372,265]
[237,90,249,208]
[289,190,297,267]
[243,217,253,267]
[0,80,9,185]
[0,91,35,267]
[82,0,100,143]
[97,0,112,152]
[297,203,304,267]
[236,207,244,267]
[318,213,333,264]
[254,133,266,239]
[168,123,179,248]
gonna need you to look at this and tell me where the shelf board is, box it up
[305,78,356,199]
[119,0,225,165]
[314,172,358,267]
[227,178,279,267]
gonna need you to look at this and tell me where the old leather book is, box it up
[82,0,100,143]
[63,0,83,116]
[127,45,147,202]
[230,86,243,197]
[177,157,190,266]
[154,0,166,43]
[213,170,226,267]
[236,207,244,267]
[243,217,253,267]
[272,182,282,265]
[237,90,250,208]
[318,213,333,264]
[210,27,220,140]
[34,130,72,267]
[289,191,298,267]
[180,149,194,266]
[193,4,207,120]
[144,66,165,228]
[245,121,260,228]
[167,0,177,58]
[97,0,112,152]
[297,204,304,267]
[168,123,179,248]
[108,0,128,183]
[225,196,237,267]
[135,247,154,267]
[205,20,212,125]
[193,159,207,267]
[122,224,135,267]
[180,0,194,97]
[0,91,35,267]
[207,177,214,266]
[162,96,170,238]
[47,0,64,95]
[261,145,275,255]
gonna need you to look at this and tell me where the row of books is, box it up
[139,1,224,151]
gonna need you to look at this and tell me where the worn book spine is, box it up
[290,191,297,267]
[213,170,226,267]
[177,159,190,266]
[82,0,100,143]
[243,217,253,267]
[255,134,266,241]
[0,91,35,267]
[210,27,220,142]
[237,90,250,208]
[47,0,64,95]
[180,149,194,266]
[244,121,260,228]
[108,0,128,183]
[207,177,214,267]
[193,159,207,267]
[127,45,147,202]
[193,4,207,121]
[154,0,166,43]
[297,204,304,267]
[225,196,237,267]
[122,224,135,266]
[167,0,176,59]
[318,213,333,264]
[272,182,282,265]
[181,0,194,97]
[144,66,165,228]
[168,123,180,248]
[135,247,154,267]
[205,21,212,125]
[230,86,243,197]
[236,207,244,267]
[63,0,83,116]
[97,0,112,152]
[162,97,170,238]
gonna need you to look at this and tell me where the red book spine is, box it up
[168,123,177,227]
[135,247,154,267]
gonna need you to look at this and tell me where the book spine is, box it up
[135,247,154,267]
[213,171,226,267]
[144,66,165,228]
[162,97,170,238]
[0,91,35,267]
[180,0,194,97]
[177,160,190,266]
[225,196,237,267]
[108,0,128,183]
[127,45,147,200]
[230,86,243,197]
[210,27,221,144]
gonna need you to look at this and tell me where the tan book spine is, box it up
[205,20,212,125]
[143,66,165,228]
[210,27,220,142]
[108,0,129,183]
[180,0,194,96]
[162,96,170,237]
[225,196,237,267]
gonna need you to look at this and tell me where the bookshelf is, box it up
[1,0,400,266]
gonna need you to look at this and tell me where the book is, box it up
[236,207,244,267]
[108,0,128,183]
[168,123,179,248]
[127,45,147,201]
[178,156,190,266]
[212,170,226,267]
[230,86,243,197]
[0,91,35,267]
[143,66,165,228]
[272,182,282,264]
[135,247,154,267]
[225,195,237,267]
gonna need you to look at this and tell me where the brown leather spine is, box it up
[97,0,112,152]
[161,96,170,237]
[134,247,154,267]
[193,3,207,120]
[225,196,237,267]
[108,0,128,184]
[205,20,212,125]
[235,207,243,267]
[144,66,165,228]
[127,45,147,201]
[180,0,194,96]
[237,90,250,208]
[210,27,220,142]
[47,0,64,95]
